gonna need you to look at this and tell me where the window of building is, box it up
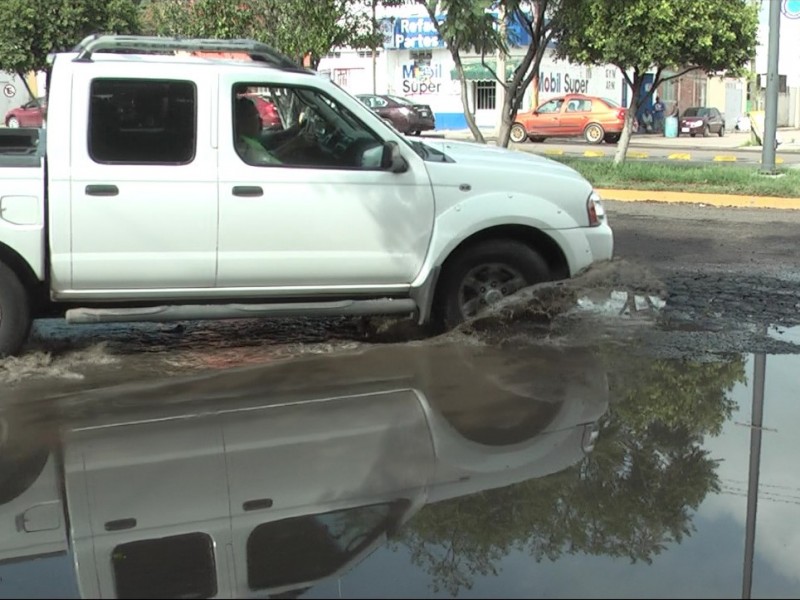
[232,83,384,170]
[474,81,496,111]
[357,49,380,58]
[89,78,196,165]
[112,533,216,599]
[410,49,432,62]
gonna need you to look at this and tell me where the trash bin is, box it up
[664,116,678,138]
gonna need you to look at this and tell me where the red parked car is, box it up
[4,97,46,128]
[243,93,282,130]
[510,94,626,144]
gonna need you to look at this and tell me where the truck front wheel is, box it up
[435,239,550,330]
[0,262,31,357]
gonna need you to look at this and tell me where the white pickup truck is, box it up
[0,34,613,356]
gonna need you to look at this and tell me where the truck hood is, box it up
[420,138,574,171]
[416,138,594,225]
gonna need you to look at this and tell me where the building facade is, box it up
[318,6,751,132]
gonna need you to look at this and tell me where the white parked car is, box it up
[0,34,613,356]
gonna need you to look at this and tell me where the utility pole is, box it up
[372,0,378,94]
[761,0,781,173]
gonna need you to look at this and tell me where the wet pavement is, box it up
[1,262,799,598]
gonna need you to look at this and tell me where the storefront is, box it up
[318,11,628,131]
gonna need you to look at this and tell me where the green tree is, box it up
[416,0,503,143]
[141,0,377,68]
[396,353,746,595]
[552,0,758,164]
[415,1,558,147]
[491,0,559,148]
[0,0,140,104]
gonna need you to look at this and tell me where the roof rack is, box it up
[71,34,311,73]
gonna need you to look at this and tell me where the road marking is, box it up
[668,152,691,160]
[627,151,649,159]
[596,188,800,210]
[544,148,564,155]
[713,155,738,162]
[583,150,605,157]
[759,157,785,164]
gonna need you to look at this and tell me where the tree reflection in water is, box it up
[395,353,747,596]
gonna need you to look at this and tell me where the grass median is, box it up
[550,158,800,198]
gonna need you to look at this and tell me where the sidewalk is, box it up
[431,127,800,152]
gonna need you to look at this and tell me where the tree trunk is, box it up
[453,55,485,143]
[497,91,515,147]
[614,106,637,165]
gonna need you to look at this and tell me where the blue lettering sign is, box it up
[391,16,445,49]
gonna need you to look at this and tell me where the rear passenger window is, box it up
[89,79,196,165]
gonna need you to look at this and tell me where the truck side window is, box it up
[112,532,216,599]
[89,79,196,165]
[232,83,385,170]
[246,501,409,591]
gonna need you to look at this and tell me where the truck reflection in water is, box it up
[0,342,609,598]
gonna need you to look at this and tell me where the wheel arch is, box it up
[427,225,569,319]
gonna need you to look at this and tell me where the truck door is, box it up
[64,418,234,598]
[222,390,435,597]
[66,65,218,290]
[215,77,435,288]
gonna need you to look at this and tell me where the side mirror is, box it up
[381,141,408,173]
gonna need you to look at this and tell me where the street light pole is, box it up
[761,0,781,173]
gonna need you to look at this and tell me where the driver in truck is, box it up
[234,96,280,166]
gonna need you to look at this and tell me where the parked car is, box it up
[679,106,725,137]
[242,92,282,130]
[4,97,46,128]
[510,94,626,144]
[357,93,435,135]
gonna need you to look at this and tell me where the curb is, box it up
[596,188,800,210]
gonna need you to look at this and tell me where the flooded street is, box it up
[2,202,800,597]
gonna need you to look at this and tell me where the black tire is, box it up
[604,133,621,144]
[510,123,528,143]
[718,125,725,137]
[690,133,696,138]
[703,124,710,138]
[0,262,31,357]
[584,123,605,144]
[434,239,551,330]
[529,136,546,143]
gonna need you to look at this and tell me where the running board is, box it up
[65,299,417,325]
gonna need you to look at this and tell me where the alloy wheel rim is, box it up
[458,262,527,319]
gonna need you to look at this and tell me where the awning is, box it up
[450,59,522,81]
